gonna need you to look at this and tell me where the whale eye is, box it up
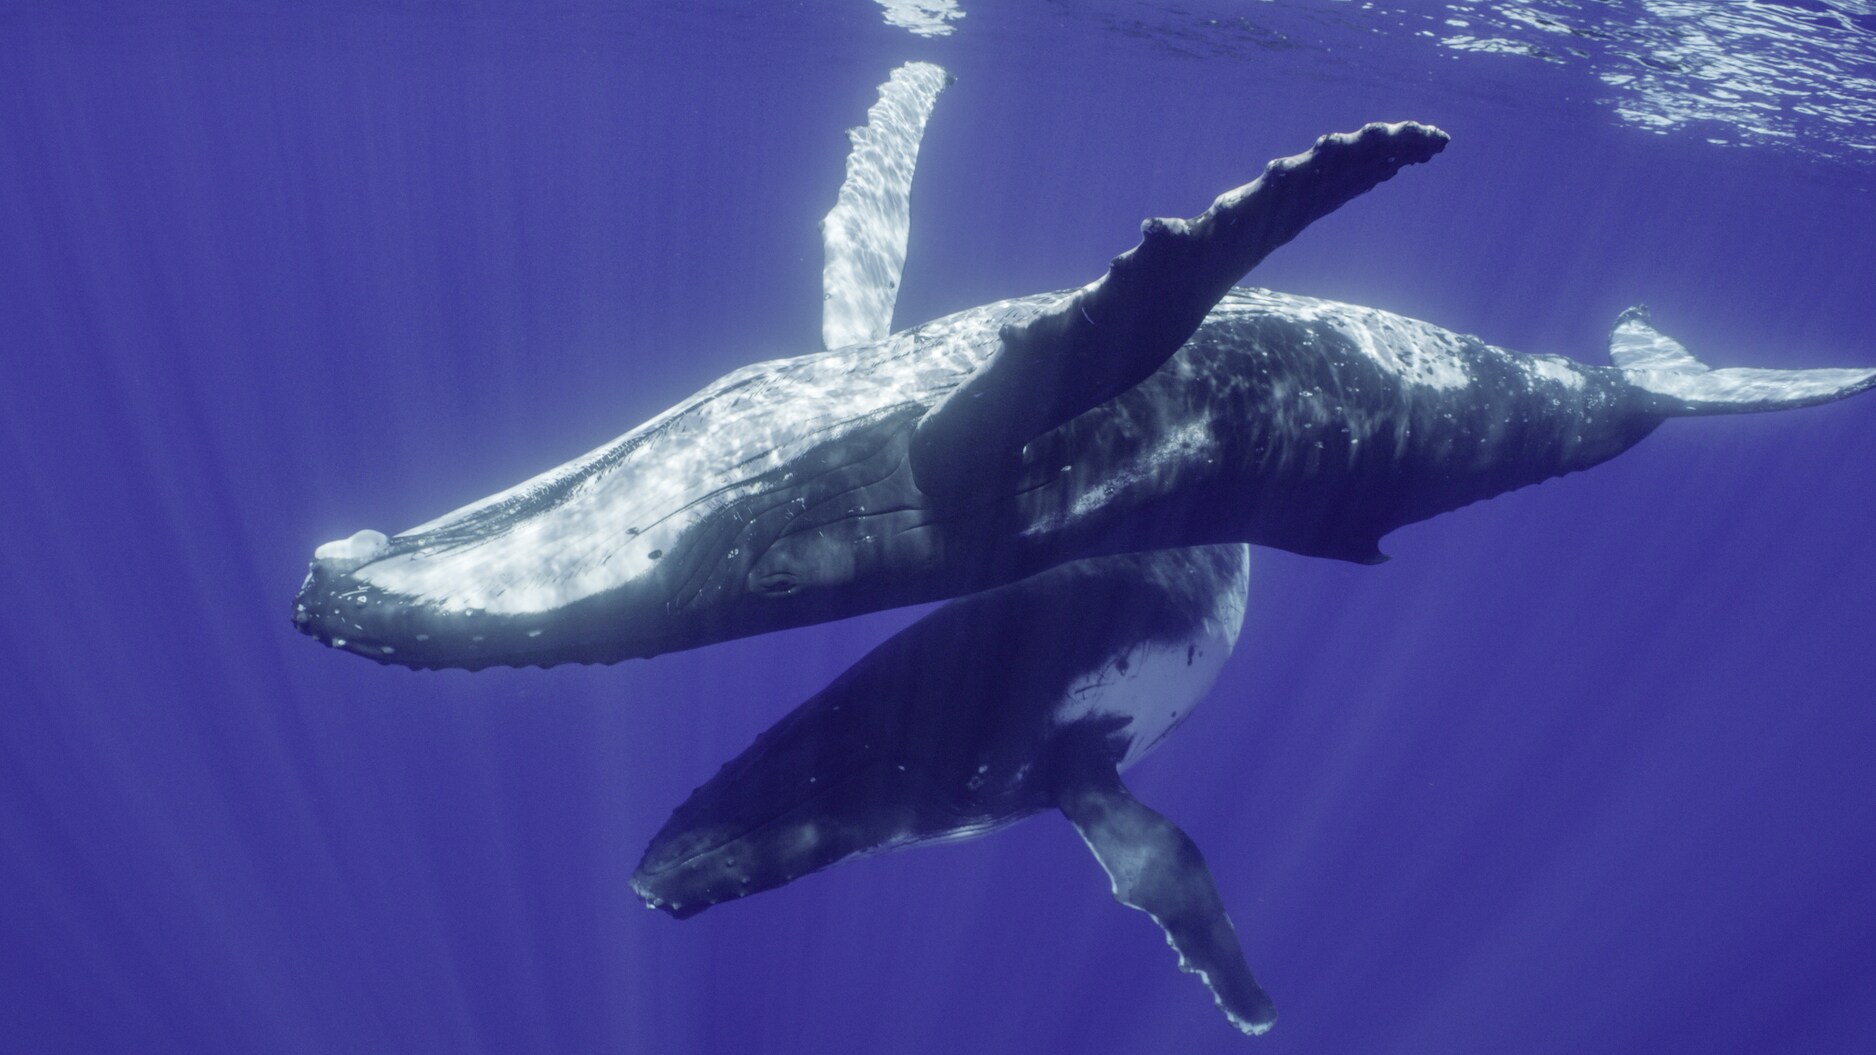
[749,570,801,597]
[747,532,856,597]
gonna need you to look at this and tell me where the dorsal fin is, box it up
[909,121,1448,497]
[820,62,950,350]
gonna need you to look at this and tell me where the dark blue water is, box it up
[4,3,1874,1052]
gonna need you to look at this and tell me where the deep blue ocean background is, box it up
[4,2,1874,1052]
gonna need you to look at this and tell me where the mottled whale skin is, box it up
[293,285,1870,670]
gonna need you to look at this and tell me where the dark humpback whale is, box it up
[292,60,1875,1036]
[631,544,1273,1033]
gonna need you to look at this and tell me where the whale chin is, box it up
[291,560,518,671]
[289,544,679,671]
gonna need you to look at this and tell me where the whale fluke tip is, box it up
[1616,303,1654,326]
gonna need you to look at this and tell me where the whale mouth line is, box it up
[637,768,863,881]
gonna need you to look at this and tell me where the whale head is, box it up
[291,514,691,669]
[289,354,964,669]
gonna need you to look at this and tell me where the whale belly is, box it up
[1051,545,1249,772]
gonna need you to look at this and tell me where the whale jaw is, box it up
[290,545,681,671]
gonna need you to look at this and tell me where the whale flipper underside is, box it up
[910,120,1450,496]
[1053,752,1277,1037]
[821,61,950,350]
[1611,306,1876,414]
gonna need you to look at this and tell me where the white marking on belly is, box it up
[1052,546,1249,771]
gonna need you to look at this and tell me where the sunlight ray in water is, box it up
[4,2,1874,1051]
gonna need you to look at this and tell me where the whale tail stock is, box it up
[1612,306,1876,415]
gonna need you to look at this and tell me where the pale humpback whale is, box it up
[291,98,1874,670]
[292,61,1876,1036]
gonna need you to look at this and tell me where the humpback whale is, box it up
[292,62,1875,1035]
[291,98,1874,670]
[632,544,1270,1032]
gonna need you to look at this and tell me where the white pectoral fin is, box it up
[1056,765,1277,1036]
[1612,306,1876,413]
[821,61,950,350]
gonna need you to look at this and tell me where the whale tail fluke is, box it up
[1612,305,1876,415]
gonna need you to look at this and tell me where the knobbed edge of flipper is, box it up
[1051,731,1277,1037]
[910,121,1450,497]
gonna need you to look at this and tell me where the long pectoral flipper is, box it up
[910,120,1449,495]
[821,61,950,350]
[1055,757,1277,1037]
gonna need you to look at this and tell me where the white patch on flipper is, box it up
[1064,822,1270,1036]
[821,62,949,350]
[873,0,964,38]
